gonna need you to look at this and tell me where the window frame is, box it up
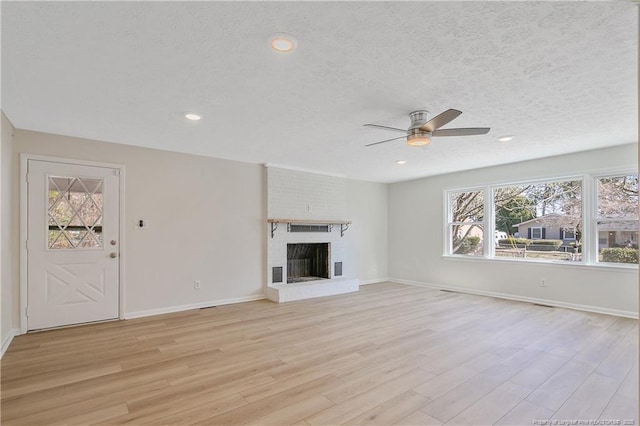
[443,169,638,269]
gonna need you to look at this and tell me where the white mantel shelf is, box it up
[267,219,351,224]
[267,219,351,238]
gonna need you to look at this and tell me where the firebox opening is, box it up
[287,243,330,283]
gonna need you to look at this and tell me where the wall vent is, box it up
[272,266,283,283]
[334,262,343,276]
[289,224,330,233]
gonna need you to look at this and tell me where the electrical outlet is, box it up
[540,278,547,287]
[194,280,201,290]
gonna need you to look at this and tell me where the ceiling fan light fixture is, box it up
[407,133,431,147]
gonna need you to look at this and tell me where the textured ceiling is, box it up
[2,2,637,183]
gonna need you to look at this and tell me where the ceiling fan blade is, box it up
[363,124,407,133]
[365,135,407,147]
[432,127,491,137]
[419,109,462,132]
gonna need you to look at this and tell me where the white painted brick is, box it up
[266,166,357,300]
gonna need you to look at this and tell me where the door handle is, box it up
[110,252,118,258]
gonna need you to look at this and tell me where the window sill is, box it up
[442,254,638,271]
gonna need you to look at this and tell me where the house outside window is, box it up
[530,227,543,240]
[494,179,581,261]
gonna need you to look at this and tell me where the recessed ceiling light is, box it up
[185,113,202,121]
[396,160,407,165]
[497,135,513,142]
[269,33,297,53]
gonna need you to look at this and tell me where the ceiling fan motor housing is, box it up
[409,110,429,129]
[407,111,431,146]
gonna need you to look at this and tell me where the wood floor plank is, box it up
[595,334,638,381]
[1,282,636,425]
[525,358,598,412]
[345,390,429,425]
[247,394,334,425]
[198,374,339,425]
[551,373,621,421]
[599,361,639,423]
[393,409,443,426]
[495,400,554,425]
[306,368,434,425]
[446,380,532,425]
[1,363,122,399]
[419,356,534,423]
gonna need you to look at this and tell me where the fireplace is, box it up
[287,243,329,283]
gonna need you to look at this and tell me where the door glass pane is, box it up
[47,176,104,249]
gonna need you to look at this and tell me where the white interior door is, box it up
[27,159,120,330]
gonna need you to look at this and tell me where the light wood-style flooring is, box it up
[1,282,638,425]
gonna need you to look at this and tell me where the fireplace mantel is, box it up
[267,219,351,238]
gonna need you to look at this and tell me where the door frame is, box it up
[20,154,126,333]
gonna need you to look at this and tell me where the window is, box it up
[596,174,638,265]
[530,227,543,240]
[492,179,581,261]
[447,173,638,267]
[447,190,484,256]
[561,228,576,240]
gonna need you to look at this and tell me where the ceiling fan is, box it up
[364,109,490,147]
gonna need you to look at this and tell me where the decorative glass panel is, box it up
[47,176,104,249]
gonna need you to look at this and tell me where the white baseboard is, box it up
[359,278,390,286]
[124,295,266,320]
[390,278,639,319]
[1,328,20,358]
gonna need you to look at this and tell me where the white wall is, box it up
[346,179,388,283]
[14,130,265,319]
[10,130,389,329]
[389,144,639,317]
[1,112,17,354]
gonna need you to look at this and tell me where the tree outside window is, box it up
[448,190,484,256]
[597,174,638,264]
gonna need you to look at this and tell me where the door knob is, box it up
[110,252,118,258]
